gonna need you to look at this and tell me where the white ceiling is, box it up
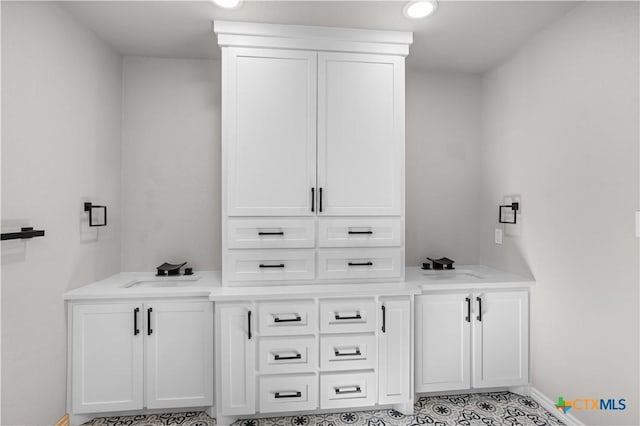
[62,0,579,72]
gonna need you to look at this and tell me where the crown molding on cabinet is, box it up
[213,20,413,56]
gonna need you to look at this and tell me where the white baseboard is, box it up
[529,386,585,426]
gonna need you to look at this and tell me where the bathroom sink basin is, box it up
[123,276,200,288]
[420,269,485,281]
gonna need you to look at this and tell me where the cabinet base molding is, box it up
[417,386,527,398]
[529,387,585,426]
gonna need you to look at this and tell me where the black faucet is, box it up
[156,262,187,276]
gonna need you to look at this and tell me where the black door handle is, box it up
[274,315,301,323]
[311,187,315,213]
[335,313,362,320]
[259,264,285,268]
[274,353,302,360]
[275,391,301,399]
[319,187,323,213]
[248,310,252,339]
[258,231,284,236]
[465,297,471,323]
[348,230,373,235]
[147,307,153,335]
[381,305,386,333]
[348,261,373,267]
[133,307,140,336]
[476,296,482,322]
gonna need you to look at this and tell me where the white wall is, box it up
[406,70,481,266]
[479,2,639,424]
[119,62,481,270]
[1,2,122,425]
[121,57,220,272]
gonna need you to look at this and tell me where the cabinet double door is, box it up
[415,291,528,393]
[225,47,403,217]
[71,300,213,414]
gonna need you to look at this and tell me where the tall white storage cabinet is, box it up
[215,22,412,286]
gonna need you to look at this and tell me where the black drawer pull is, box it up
[348,261,373,267]
[274,315,302,323]
[133,307,140,336]
[348,230,373,234]
[259,264,285,268]
[335,386,361,395]
[381,304,386,333]
[335,313,362,320]
[274,353,302,361]
[275,391,301,399]
[334,349,361,357]
[258,231,284,236]
[311,187,315,213]
[248,310,252,340]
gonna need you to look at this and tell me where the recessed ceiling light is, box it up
[212,0,242,9]
[403,1,438,19]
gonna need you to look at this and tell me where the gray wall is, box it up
[1,2,122,424]
[479,2,639,424]
[120,60,482,270]
[121,57,221,272]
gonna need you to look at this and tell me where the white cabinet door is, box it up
[317,52,403,216]
[415,294,470,393]
[217,303,256,415]
[71,303,143,413]
[472,291,528,388]
[378,298,411,404]
[225,48,317,216]
[145,301,213,409]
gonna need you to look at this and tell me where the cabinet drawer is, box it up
[320,372,376,409]
[259,374,318,413]
[225,250,315,282]
[318,218,401,247]
[258,301,316,336]
[320,334,376,371]
[320,299,376,333]
[317,249,401,280]
[227,218,315,249]
[259,336,317,374]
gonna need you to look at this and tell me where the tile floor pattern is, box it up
[82,392,564,426]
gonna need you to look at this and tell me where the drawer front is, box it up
[320,299,376,334]
[317,249,402,280]
[320,372,376,409]
[320,334,376,371]
[259,374,318,413]
[318,218,401,248]
[259,336,317,374]
[225,250,315,282]
[258,301,316,336]
[227,218,315,249]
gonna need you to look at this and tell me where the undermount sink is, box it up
[420,269,485,280]
[123,276,200,288]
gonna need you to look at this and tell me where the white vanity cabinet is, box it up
[214,292,414,426]
[69,299,213,414]
[215,21,412,286]
[415,290,528,393]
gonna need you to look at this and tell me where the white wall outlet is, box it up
[502,194,522,237]
[495,227,503,245]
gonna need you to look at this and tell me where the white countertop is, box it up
[405,265,535,291]
[63,265,534,301]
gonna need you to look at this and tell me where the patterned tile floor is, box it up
[83,391,564,426]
